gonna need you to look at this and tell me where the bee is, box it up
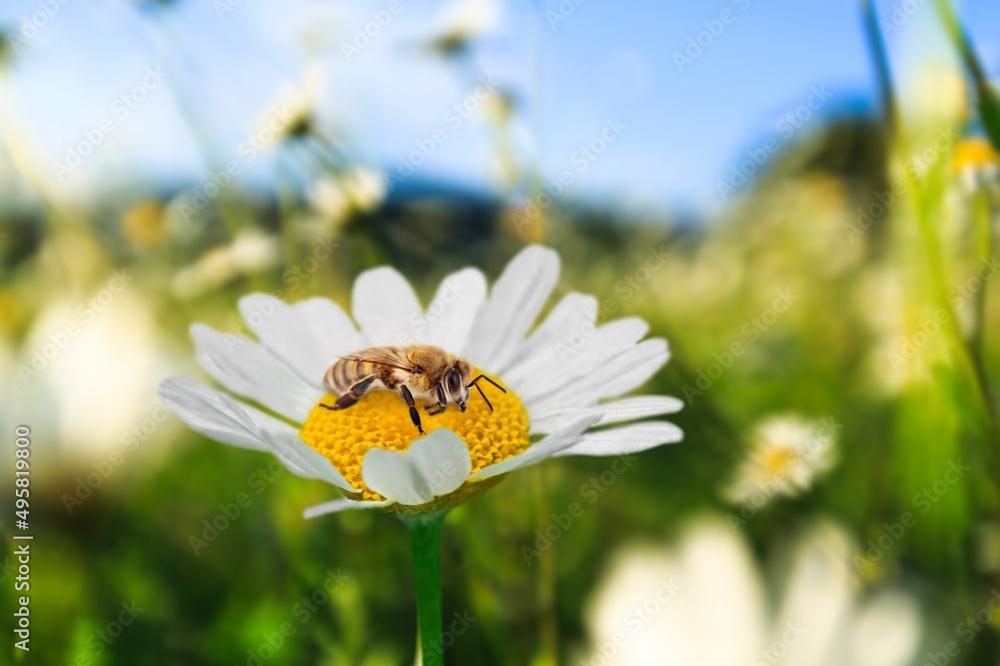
[320,345,506,435]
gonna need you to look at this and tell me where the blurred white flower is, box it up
[308,176,351,225]
[424,0,500,55]
[255,63,327,143]
[725,414,838,507]
[339,167,386,212]
[583,518,921,666]
[173,230,279,299]
[18,294,173,459]
[306,168,386,230]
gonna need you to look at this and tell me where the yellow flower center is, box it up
[761,447,799,475]
[299,371,530,504]
[953,138,999,172]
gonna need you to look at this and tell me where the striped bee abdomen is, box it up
[324,358,377,394]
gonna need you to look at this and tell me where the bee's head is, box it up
[446,359,473,411]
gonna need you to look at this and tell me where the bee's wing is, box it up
[342,346,411,372]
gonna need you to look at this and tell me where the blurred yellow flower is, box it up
[121,201,167,249]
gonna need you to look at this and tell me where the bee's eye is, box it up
[413,365,425,375]
[446,368,461,394]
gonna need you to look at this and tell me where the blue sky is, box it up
[0,0,997,215]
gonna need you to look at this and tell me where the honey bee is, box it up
[321,345,506,435]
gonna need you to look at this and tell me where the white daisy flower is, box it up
[583,518,921,666]
[158,245,682,516]
[725,414,839,508]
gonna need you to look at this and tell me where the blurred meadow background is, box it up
[3,0,1000,664]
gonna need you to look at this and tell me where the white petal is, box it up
[514,317,651,403]
[352,266,423,346]
[304,498,391,519]
[772,522,854,665]
[592,396,684,424]
[502,292,598,389]
[527,338,670,417]
[529,396,684,435]
[471,414,600,479]
[158,376,267,451]
[846,592,921,666]
[422,268,487,355]
[255,419,358,492]
[589,338,670,400]
[191,323,324,422]
[555,421,683,457]
[159,377,356,491]
[466,245,560,373]
[361,429,472,505]
[239,294,362,388]
[518,292,598,355]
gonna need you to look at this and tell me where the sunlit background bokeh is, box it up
[3,0,1000,664]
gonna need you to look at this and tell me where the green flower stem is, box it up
[404,510,449,666]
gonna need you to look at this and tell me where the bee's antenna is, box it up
[467,375,507,393]
[466,374,506,413]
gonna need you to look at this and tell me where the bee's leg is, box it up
[425,384,448,415]
[321,375,377,411]
[399,385,426,435]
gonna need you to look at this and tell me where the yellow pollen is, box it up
[299,371,530,504]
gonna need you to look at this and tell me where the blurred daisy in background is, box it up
[582,518,921,666]
[725,414,839,507]
[952,137,999,193]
